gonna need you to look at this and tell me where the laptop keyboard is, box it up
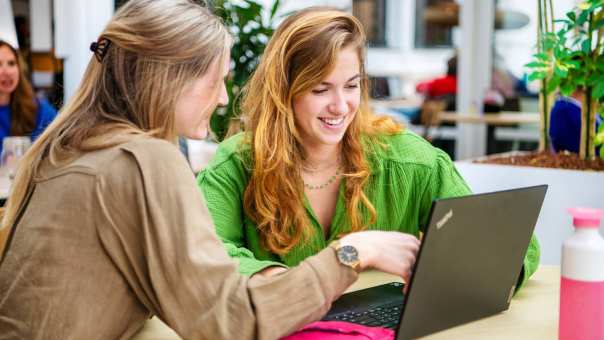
[323,300,403,329]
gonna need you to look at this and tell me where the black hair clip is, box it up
[90,37,111,62]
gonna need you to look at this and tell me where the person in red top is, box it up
[416,55,457,100]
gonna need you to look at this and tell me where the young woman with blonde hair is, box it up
[0,1,419,339]
[198,7,540,287]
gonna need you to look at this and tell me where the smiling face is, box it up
[292,46,361,151]
[0,45,19,104]
[174,53,230,139]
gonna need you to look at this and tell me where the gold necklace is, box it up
[303,169,341,190]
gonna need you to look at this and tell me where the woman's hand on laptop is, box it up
[340,231,420,284]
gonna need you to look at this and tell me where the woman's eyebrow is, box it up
[319,74,361,86]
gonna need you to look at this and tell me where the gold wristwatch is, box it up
[329,240,361,272]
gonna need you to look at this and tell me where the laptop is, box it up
[322,185,548,340]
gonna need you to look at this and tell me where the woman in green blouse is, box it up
[197,8,539,287]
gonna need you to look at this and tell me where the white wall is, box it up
[0,0,19,48]
[30,0,52,52]
[455,0,494,159]
[54,0,113,102]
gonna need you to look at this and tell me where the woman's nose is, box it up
[0,65,11,75]
[328,92,348,115]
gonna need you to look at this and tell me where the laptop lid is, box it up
[396,185,547,340]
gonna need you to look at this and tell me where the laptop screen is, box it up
[396,185,547,339]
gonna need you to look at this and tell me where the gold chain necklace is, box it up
[303,169,341,190]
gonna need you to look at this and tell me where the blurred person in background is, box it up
[0,40,57,155]
[549,87,601,154]
[415,52,519,113]
[415,54,457,111]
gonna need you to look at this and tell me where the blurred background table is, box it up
[437,111,540,125]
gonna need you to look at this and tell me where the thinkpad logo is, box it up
[436,209,453,230]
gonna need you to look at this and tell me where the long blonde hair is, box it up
[241,7,402,255]
[0,40,38,136]
[0,0,231,249]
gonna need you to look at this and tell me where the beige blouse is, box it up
[0,136,357,340]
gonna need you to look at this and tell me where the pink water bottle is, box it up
[559,208,604,340]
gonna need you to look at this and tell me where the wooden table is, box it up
[434,111,541,155]
[133,265,559,339]
[437,111,540,126]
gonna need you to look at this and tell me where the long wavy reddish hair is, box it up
[0,40,38,136]
[240,8,403,255]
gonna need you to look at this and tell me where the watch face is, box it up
[337,245,359,264]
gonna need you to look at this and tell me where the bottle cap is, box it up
[567,207,604,228]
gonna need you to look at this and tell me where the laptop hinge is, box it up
[507,285,515,304]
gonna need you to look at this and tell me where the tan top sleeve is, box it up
[0,227,8,258]
[93,139,357,340]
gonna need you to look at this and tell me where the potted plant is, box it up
[526,0,604,161]
[209,0,281,141]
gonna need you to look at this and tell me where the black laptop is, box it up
[322,185,548,340]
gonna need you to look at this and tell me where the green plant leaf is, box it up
[560,82,576,96]
[543,39,557,50]
[588,1,604,11]
[567,11,577,22]
[593,81,604,99]
[528,71,548,81]
[582,39,592,53]
[565,59,582,69]
[554,64,569,78]
[594,17,604,30]
[270,0,280,20]
[587,73,603,86]
[525,61,548,68]
[577,10,590,25]
[595,131,604,146]
[546,76,561,93]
